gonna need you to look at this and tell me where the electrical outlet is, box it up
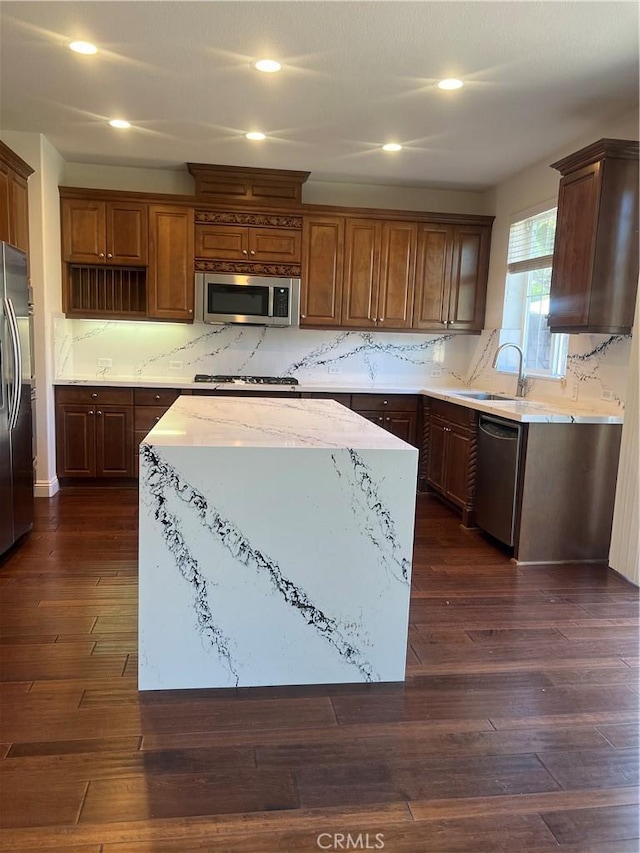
[327,363,340,374]
[430,367,443,377]
[601,389,614,401]
[169,361,183,370]
[571,385,579,401]
[97,358,112,369]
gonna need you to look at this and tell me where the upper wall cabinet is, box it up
[549,138,639,334]
[194,211,302,276]
[413,223,490,332]
[0,140,33,254]
[148,204,195,321]
[302,209,492,333]
[61,198,148,265]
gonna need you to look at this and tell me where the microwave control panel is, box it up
[273,288,290,318]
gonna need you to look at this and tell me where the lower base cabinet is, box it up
[55,387,134,479]
[421,397,479,527]
[55,387,421,481]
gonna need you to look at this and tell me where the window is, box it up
[502,206,568,378]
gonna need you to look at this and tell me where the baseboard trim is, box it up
[34,477,60,498]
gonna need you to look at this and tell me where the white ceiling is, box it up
[1,1,638,190]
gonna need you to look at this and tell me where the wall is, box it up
[609,290,639,585]
[467,108,639,409]
[0,131,64,497]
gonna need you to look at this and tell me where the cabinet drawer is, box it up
[351,393,417,412]
[134,388,181,406]
[429,397,474,429]
[135,407,171,430]
[55,386,134,406]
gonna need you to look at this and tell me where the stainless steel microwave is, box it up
[195,273,300,327]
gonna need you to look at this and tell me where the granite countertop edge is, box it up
[53,377,624,425]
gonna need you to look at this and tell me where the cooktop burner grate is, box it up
[194,374,299,385]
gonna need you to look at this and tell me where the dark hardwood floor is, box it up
[0,488,638,852]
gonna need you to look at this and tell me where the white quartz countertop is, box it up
[144,396,418,449]
[54,376,623,424]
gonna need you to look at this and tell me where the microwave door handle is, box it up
[267,286,274,318]
[4,297,22,430]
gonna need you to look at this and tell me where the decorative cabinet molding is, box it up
[549,138,639,334]
[195,210,302,228]
[187,163,310,207]
[194,260,301,276]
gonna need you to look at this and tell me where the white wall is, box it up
[0,131,64,496]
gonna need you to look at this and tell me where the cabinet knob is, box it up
[379,317,384,323]
[98,253,105,259]
[154,395,160,400]
[382,400,388,406]
[188,309,193,314]
[154,416,160,422]
[378,416,383,422]
[88,410,94,416]
[97,410,102,416]
[301,314,306,319]
[250,250,256,255]
[107,253,113,259]
[91,393,98,398]
[242,250,248,255]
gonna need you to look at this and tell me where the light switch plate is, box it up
[97,358,112,368]
[169,361,183,370]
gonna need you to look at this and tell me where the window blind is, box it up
[507,208,557,274]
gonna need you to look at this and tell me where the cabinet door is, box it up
[342,219,380,328]
[353,410,385,428]
[426,416,447,493]
[549,163,600,329]
[9,172,29,254]
[301,215,344,326]
[107,202,147,265]
[95,406,134,477]
[55,406,96,477]
[447,225,490,331]
[249,227,301,262]
[148,205,195,321]
[0,162,10,244]
[413,224,451,330]
[383,411,417,446]
[61,199,106,263]
[378,221,417,329]
[444,425,471,508]
[195,224,248,260]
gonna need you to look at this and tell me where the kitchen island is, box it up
[138,396,418,690]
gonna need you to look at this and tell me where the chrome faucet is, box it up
[492,342,527,397]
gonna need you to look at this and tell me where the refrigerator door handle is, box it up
[4,297,22,431]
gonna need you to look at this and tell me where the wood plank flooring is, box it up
[0,488,638,851]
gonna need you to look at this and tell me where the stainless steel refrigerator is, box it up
[1,242,34,556]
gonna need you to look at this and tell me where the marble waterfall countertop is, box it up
[54,375,623,425]
[138,396,419,690]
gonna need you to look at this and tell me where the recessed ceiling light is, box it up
[253,59,281,73]
[245,131,266,141]
[109,119,131,129]
[69,40,98,55]
[437,78,464,90]
[382,143,402,152]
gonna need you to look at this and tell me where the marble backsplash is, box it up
[53,317,475,388]
[53,317,631,407]
[467,329,631,409]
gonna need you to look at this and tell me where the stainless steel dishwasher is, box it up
[475,415,524,547]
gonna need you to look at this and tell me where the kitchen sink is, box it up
[450,391,519,401]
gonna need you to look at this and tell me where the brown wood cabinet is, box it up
[148,205,195,321]
[549,138,639,334]
[133,388,181,475]
[413,223,490,332]
[61,198,148,265]
[342,219,416,330]
[422,396,479,526]
[351,394,419,446]
[195,223,300,264]
[55,387,134,479]
[0,140,33,253]
[301,215,344,326]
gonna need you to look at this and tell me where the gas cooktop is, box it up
[194,374,299,385]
